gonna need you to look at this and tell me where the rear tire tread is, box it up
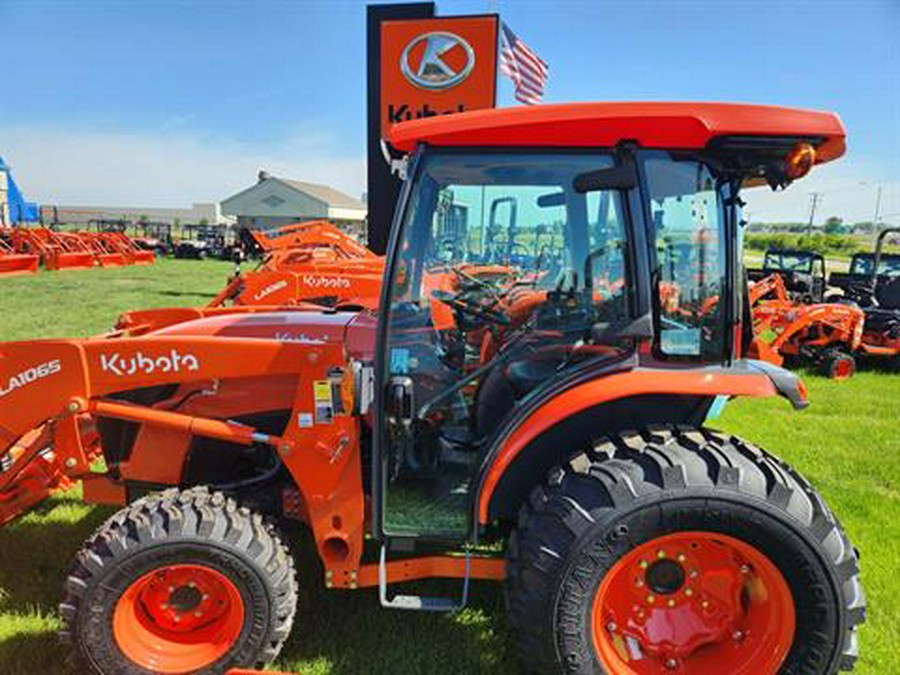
[505,426,864,674]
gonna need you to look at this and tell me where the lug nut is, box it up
[740,564,751,574]
[647,594,656,604]
[606,621,616,632]
[667,599,676,607]
[733,630,745,642]
[665,658,679,670]
[684,588,693,597]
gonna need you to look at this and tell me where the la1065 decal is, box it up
[0,359,62,398]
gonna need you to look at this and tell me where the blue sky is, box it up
[0,0,897,223]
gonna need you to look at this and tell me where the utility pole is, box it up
[873,183,883,234]
[807,192,823,236]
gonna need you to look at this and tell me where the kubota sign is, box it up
[380,16,497,136]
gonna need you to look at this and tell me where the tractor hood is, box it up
[151,310,376,360]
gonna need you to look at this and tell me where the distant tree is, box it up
[199,218,210,226]
[852,221,874,235]
[138,214,149,225]
[823,216,844,235]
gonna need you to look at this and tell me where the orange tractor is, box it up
[0,103,864,675]
[749,272,865,378]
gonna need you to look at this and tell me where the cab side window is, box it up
[645,157,726,359]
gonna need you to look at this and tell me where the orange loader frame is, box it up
[0,235,39,276]
[8,227,96,270]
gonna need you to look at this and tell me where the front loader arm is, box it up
[0,336,311,448]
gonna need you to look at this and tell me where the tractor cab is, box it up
[749,248,827,303]
[374,102,846,540]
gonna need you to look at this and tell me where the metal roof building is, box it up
[220,172,367,235]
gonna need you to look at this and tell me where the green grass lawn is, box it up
[0,262,897,674]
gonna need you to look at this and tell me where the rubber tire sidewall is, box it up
[79,541,272,675]
[555,492,845,675]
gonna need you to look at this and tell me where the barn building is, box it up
[220,172,367,240]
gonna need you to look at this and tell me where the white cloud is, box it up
[0,124,366,207]
[742,158,900,226]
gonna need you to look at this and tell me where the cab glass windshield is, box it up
[381,152,632,536]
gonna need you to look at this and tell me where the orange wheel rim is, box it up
[833,359,853,380]
[591,532,795,674]
[113,563,245,673]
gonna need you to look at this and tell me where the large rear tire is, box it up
[60,486,297,674]
[506,428,864,675]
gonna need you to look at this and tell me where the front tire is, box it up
[506,428,864,675]
[822,350,857,380]
[60,486,297,674]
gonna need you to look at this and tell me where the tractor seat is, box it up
[441,425,479,447]
[506,358,562,397]
[864,308,900,337]
[875,277,900,311]
[474,354,566,438]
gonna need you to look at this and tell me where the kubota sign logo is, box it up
[379,16,497,136]
[100,349,200,377]
[400,32,475,90]
[0,360,62,398]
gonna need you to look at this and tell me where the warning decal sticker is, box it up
[313,380,334,424]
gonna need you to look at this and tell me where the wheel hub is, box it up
[168,584,203,614]
[112,563,245,673]
[645,558,685,595]
[592,532,795,675]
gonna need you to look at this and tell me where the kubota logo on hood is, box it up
[100,349,200,377]
[0,360,62,399]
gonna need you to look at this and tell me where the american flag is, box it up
[499,22,549,105]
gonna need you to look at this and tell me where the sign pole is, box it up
[365,2,435,255]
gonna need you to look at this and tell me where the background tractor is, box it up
[0,103,865,675]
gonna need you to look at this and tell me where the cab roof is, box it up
[387,102,846,164]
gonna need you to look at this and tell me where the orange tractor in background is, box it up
[0,103,865,675]
[749,272,865,378]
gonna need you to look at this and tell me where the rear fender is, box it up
[476,360,807,524]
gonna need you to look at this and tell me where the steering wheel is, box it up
[451,265,495,291]
[431,289,511,326]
